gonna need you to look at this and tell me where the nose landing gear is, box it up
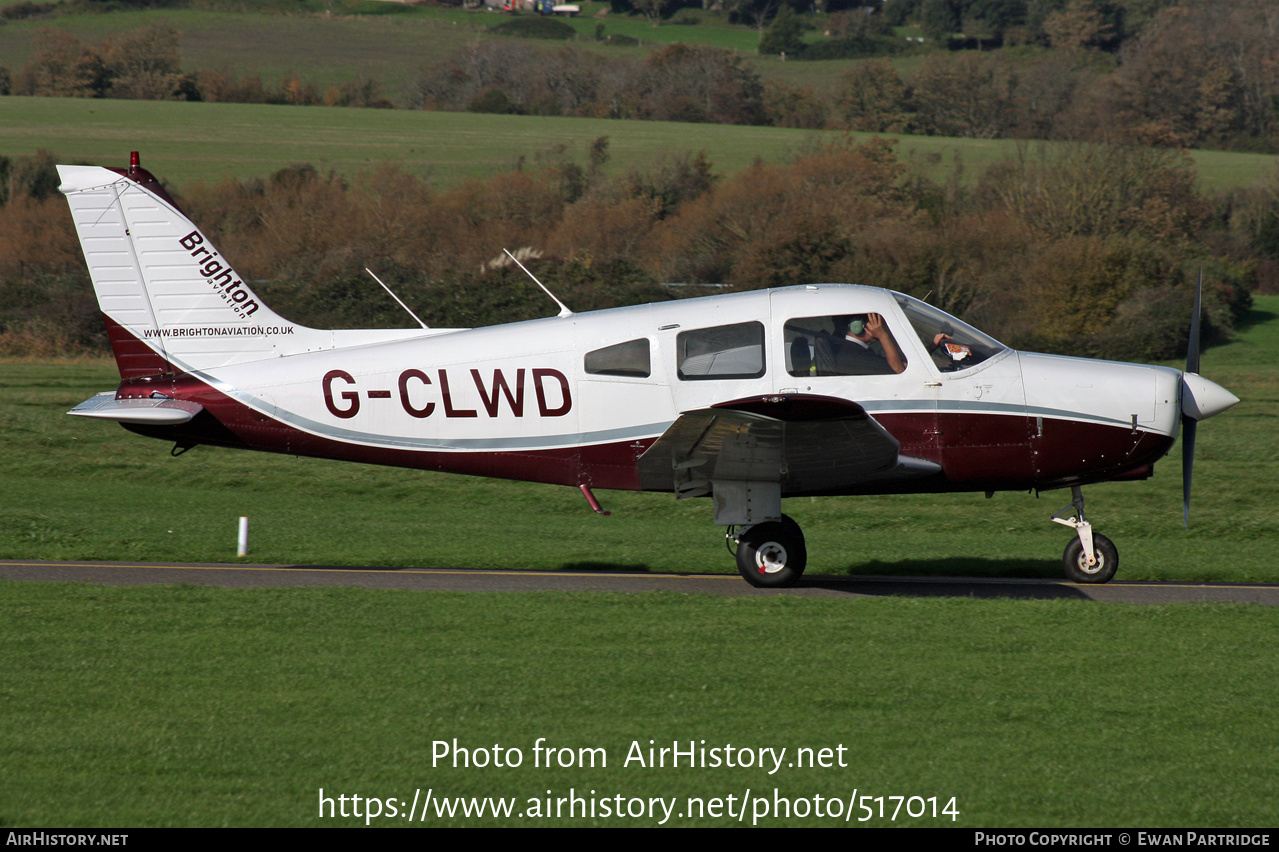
[1051,486,1119,583]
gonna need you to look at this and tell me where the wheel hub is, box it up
[755,542,788,574]
[1075,551,1106,575]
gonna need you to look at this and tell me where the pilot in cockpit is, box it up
[814,313,906,376]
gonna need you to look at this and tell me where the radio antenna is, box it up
[503,249,573,318]
[365,268,429,330]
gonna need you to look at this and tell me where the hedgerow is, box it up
[0,140,1259,360]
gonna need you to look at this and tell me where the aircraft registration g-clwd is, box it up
[58,155,1239,587]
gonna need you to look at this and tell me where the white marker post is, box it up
[237,516,249,558]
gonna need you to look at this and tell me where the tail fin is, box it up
[58,154,306,378]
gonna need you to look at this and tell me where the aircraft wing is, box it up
[637,394,940,497]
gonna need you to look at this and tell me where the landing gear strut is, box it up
[728,515,807,588]
[1051,486,1119,583]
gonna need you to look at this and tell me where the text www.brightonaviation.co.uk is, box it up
[317,788,960,826]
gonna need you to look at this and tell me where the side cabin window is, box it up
[677,321,765,381]
[783,314,907,377]
[584,338,651,378]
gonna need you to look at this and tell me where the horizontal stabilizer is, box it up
[69,392,203,425]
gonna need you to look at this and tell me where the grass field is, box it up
[3,96,1275,193]
[2,584,1276,827]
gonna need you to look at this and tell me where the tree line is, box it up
[0,138,1262,363]
[5,0,1278,152]
[838,1,1279,151]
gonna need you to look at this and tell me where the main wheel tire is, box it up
[1062,533,1118,584]
[736,517,807,588]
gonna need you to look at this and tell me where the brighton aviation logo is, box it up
[179,230,261,317]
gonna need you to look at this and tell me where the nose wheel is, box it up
[1052,486,1119,583]
[1063,533,1118,583]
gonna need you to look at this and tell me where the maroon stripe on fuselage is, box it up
[126,378,1171,497]
[123,371,652,490]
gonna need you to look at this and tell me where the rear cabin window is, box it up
[677,321,765,380]
[584,338,651,378]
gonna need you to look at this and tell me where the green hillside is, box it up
[2,96,1273,192]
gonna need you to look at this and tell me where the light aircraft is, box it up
[57,154,1239,587]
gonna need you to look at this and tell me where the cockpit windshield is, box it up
[894,293,1006,371]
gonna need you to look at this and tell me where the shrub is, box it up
[468,87,520,115]
[833,59,912,132]
[489,17,577,40]
[101,23,184,100]
[16,23,185,100]
[17,28,108,97]
[1,2,57,20]
[980,143,1211,242]
[638,43,766,125]
[0,151,61,206]
[798,35,899,60]
[758,6,805,56]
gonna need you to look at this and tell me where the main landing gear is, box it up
[728,515,807,588]
[1051,486,1119,584]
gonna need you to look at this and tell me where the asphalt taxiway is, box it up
[1,560,1276,604]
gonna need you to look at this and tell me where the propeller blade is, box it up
[1187,269,1202,375]
[1182,269,1202,528]
[1178,269,1240,527]
[1182,416,1197,528]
